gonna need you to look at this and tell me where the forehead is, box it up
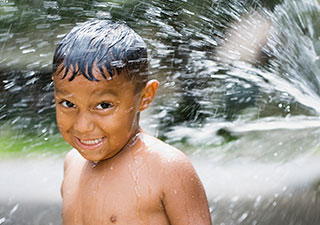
[54,71,136,95]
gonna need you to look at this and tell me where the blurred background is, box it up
[1,0,320,224]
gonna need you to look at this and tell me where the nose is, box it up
[73,111,95,135]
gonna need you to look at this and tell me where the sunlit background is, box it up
[1,0,320,224]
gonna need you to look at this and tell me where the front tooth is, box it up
[81,138,102,145]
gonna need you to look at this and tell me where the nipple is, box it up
[110,215,117,223]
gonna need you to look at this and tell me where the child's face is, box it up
[53,71,143,162]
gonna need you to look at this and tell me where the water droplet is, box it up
[256,195,262,203]
[22,48,36,54]
[237,212,248,223]
[4,81,14,90]
[285,105,291,112]
[9,203,19,216]
[272,201,277,207]
[0,217,6,225]
[282,186,288,192]
[91,162,98,168]
[231,196,239,202]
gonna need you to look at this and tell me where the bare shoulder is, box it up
[143,134,212,225]
[63,148,83,172]
[142,133,194,171]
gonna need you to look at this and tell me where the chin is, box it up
[76,150,100,161]
[78,150,115,163]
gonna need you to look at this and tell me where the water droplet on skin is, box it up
[128,149,145,224]
[125,107,134,113]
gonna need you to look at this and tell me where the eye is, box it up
[96,102,113,110]
[60,100,76,108]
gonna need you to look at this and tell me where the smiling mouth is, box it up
[75,137,104,149]
[79,138,104,145]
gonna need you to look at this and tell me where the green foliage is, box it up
[0,126,69,157]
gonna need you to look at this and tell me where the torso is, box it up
[62,135,172,225]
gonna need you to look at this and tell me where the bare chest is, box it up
[62,161,167,225]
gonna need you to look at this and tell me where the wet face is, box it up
[53,71,143,162]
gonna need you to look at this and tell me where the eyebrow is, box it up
[90,89,118,97]
[54,87,119,97]
[55,88,70,95]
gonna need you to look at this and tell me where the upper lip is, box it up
[76,137,104,143]
[75,136,104,140]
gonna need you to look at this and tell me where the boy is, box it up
[52,20,212,225]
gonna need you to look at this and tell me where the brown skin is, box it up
[53,67,212,225]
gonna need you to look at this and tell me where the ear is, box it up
[139,79,159,112]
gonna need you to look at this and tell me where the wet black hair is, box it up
[53,20,148,86]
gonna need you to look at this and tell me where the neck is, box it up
[91,127,143,165]
[126,126,143,149]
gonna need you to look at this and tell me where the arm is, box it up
[61,149,77,198]
[161,152,212,225]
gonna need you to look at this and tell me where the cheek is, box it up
[118,108,138,129]
[99,112,136,139]
[56,110,73,132]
